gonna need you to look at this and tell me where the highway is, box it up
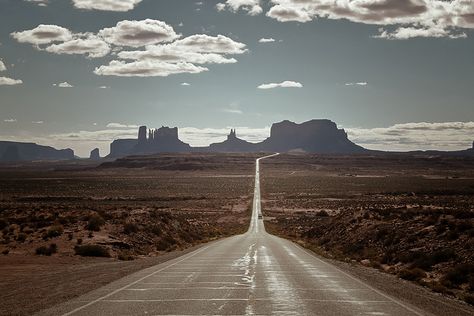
[39,154,464,315]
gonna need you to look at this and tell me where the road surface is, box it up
[39,154,472,316]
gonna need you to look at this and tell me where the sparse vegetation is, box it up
[74,244,110,257]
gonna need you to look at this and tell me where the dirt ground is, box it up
[260,153,474,306]
[0,153,257,316]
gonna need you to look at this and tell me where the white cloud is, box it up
[117,47,238,64]
[0,77,23,86]
[257,80,303,89]
[11,24,72,46]
[98,19,180,47]
[72,0,142,12]
[94,60,208,77]
[45,33,110,58]
[0,60,6,72]
[106,122,139,128]
[345,82,368,86]
[216,0,263,16]
[99,85,109,89]
[217,0,474,39]
[258,37,276,43]
[3,118,17,123]
[24,0,48,7]
[32,121,44,124]
[53,81,73,88]
[171,34,247,54]
[346,121,474,152]
[222,108,243,114]
[181,82,191,86]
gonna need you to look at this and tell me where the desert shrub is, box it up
[123,222,139,234]
[2,249,9,255]
[399,268,426,281]
[117,251,134,261]
[74,244,110,257]
[464,294,474,305]
[44,225,63,239]
[76,238,83,245]
[447,230,459,240]
[441,264,474,288]
[147,225,162,236]
[316,210,329,217]
[156,235,176,251]
[0,219,8,230]
[16,233,27,243]
[35,244,57,256]
[86,214,105,231]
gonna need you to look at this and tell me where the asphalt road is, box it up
[38,154,472,316]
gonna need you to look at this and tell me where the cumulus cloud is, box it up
[3,119,17,123]
[345,82,368,86]
[181,82,191,86]
[346,121,474,151]
[12,21,247,78]
[258,80,303,89]
[106,122,139,128]
[216,0,263,16]
[98,19,180,47]
[11,24,72,46]
[0,77,23,86]
[258,37,276,43]
[45,33,110,58]
[24,0,48,7]
[94,60,208,77]
[0,60,6,72]
[53,82,73,88]
[217,0,474,39]
[72,0,142,12]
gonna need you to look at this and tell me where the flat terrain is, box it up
[261,153,474,306]
[0,153,258,316]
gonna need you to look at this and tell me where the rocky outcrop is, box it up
[89,148,100,160]
[259,120,366,153]
[109,139,138,158]
[0,141,74,162]
[208,129,256,152]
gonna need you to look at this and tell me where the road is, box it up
[39,154,470,316]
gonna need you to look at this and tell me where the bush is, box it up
[74,244,110,257]
[123,222,139,235]
[118,251,134,261]
[442,264,474,287]
[86,214,105,231]
[399,268,426,281]
[2,249,9,255]
[0,219,8,230]
[464,294,474,305]
[35,244,57,256]
[16,233,27,243]
[44,225,63,239]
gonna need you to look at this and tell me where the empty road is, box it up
[39,154,472,316]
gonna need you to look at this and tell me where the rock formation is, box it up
[0,141,74,162]
[89,148,100,160]
[107,119,367,158]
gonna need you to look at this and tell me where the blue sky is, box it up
[1,0,474,156]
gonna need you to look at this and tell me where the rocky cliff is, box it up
[0,141,74,162]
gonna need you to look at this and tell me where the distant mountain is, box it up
[0,141,74,162]
[107,119,367,157]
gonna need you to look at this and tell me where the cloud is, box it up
[94,60,208,77]
[0,60,6,72]
[346,121,474,151]
[32,121,44,124]
[257,80,303,89]
[217,0,474,39]
[222,108,243,114]
[0,77,23,86]
[11,24,72,46]
[181,82,191,86]
[98,19,180,47]
[106,123,139,128]
[99,34,246,77]
[3,118,17,123]
[45,33,110,58]
[258,37,276,43]
[216,0,263,16]
[53,82,73,88]
[72,0,142,12]
[12,21,247,78]
[99,85,109,89]
[24,0,48,7]
[345,82,368,86]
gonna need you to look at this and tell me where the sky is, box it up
[0,0,473,157]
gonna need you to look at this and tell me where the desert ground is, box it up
[260,153,474,306]
[0,153,258,316]
[1,152,474,315]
